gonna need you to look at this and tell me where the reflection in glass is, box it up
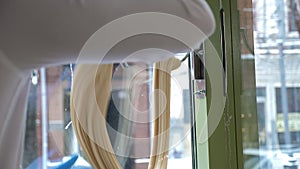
[23,57,193,168]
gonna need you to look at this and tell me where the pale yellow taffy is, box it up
[70,58,181,169]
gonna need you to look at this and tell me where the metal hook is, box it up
[181,53,190,62]
[120,62,130,69]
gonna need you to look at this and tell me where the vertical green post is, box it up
[194,80,210,169]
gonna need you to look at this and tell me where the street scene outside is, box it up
[241,0,300,168]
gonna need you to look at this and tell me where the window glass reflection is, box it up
[23,58,193,169]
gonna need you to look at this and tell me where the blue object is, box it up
[53,154,78,169]
[26,154,78,169]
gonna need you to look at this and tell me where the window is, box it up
[239,0,300,168]
[23,55,194,168]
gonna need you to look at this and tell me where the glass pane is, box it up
[239,0,300,168]
[23,65,88,168]
[23,56,193,168]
